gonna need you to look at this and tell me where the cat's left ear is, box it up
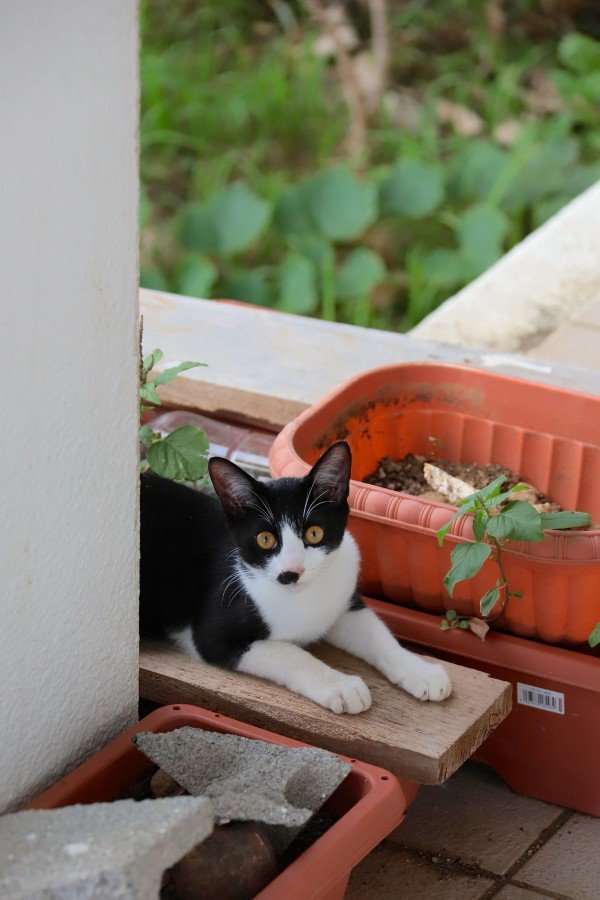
[306,441,352,505]
[209,457,259,520]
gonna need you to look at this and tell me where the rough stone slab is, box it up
[528,321,600,369]
[516,813,600,899]
[346,842,494,899]
[411,180,600,352]
[0,796,213,899]
[133,727,349,849]
[390,762,564,875]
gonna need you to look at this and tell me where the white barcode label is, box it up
[517,683,565,714]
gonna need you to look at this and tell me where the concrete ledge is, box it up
[411,181,600,352]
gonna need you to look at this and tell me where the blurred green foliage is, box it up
[140,0,600,330]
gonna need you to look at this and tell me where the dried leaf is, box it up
[436,99,483,137]
[468,618,490,641]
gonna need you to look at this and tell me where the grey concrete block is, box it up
[133,728,350,847]
[0,796,213,899]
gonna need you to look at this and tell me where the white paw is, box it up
[315,674,372,714]
[397,663,452,702]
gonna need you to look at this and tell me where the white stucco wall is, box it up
[0,2,139,812]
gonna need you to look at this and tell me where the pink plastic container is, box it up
[270,363,600,644]
[29,705,413,899]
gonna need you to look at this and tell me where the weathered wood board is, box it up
[140,642,511,785]
[140,289,600,430]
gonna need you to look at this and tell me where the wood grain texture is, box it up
[140,289,600,430]
[139,641,511,785]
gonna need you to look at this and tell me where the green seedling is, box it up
[437,475,593,642]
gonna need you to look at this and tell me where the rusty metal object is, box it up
[168,822,278,900]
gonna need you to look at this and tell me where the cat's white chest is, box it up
[240,533,360,644]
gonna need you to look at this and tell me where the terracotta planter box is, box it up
[29,704,414,900]
[365,596,600,817]
[270,363,600,645]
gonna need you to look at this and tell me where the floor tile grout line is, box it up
[391,806,576,898]
[502,809,574,880]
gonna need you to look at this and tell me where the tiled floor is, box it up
[346,762,600,899]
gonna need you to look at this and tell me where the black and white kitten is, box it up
[140,441,451,714]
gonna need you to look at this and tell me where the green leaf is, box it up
[539,510,592,530]
[223,269,274,307]
[458,619,469,629]
[289,234,334,270]
[274,185,314,237]
[140,266,169,291]
[437,508,467,546]
[379,161,444,218]
[140,458,150,472]
[179,204,221,254]
[304,168,377,241]
[139,381,161,405]
[457,205,509,278]
[421,248,465,290]
[478,476,507,502]
[558,33,600,75]
[440,618,450,630]
[511,591,524,598]
[487,500,544,542]
[277,253,318,314]
[444,542,492,598]
[480,588,500,617]
[146,425,210,482]
[473,511,489,541]
[503,138,579,210]
[138,424,156,444]
[446,610,458,621]
[337,248,386,300]
[143,348,163,372]
[154,360,206,387]
[448,142,508,202]
[589,622,600,648]
[176,256,217,298]
[180,183,272,256]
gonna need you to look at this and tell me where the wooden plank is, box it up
[140,289,600,430]
[140,641,511,785]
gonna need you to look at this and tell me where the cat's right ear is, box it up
[209,457,258,520]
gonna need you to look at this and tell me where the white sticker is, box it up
[517,682,565,715]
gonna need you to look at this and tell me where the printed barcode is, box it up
[516,682,565,715]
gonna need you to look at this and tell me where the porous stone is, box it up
[0,796,213,899]
[133,728,350,849]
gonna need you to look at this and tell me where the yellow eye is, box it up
[305,525,324,545]
[256,531,277,550]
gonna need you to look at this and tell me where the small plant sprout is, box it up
[139,347,209,483]
[437,475,592,641]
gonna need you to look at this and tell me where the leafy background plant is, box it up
[140,0,600,331]
[436,476,595,644]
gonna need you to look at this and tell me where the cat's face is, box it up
[209,442,351,590]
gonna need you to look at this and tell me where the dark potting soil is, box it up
[363,453,560,509]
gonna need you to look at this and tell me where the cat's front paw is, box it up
[390,661,452,702]
[315,674,372,714]
[401,663,452,702]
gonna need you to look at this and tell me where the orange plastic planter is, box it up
[365,597,600,816]
[270,363,600,645]
[29,705,414,900]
